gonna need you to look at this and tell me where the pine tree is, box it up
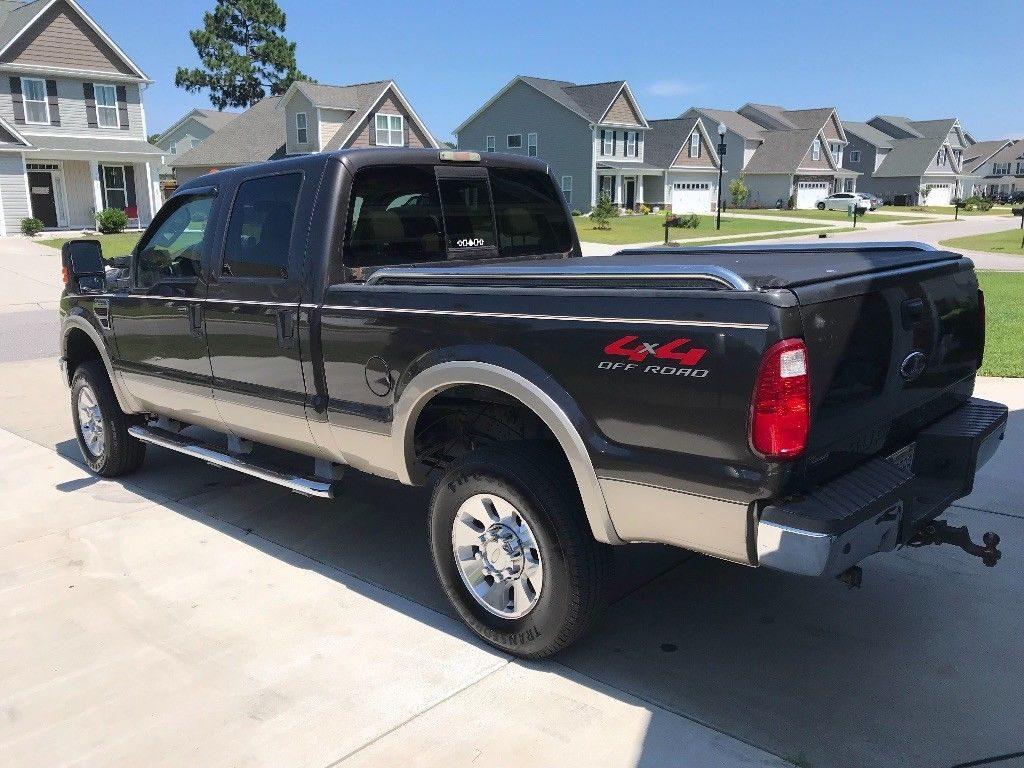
[175,0,313,110]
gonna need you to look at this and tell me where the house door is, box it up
[624,177,636,210]
[28,171,58,228]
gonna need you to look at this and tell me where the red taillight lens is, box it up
[750,338,810,459]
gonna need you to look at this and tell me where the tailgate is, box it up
[790,258,984,487]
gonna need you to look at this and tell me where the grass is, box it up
[572,213,818,245]
[39,232,142,259]
[880,204,1013,217]
[977,272,1024,377]
[939,228,1024,255]
[728,208,918,223]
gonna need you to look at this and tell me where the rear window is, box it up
[343,165,571,276]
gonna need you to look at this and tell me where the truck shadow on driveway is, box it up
[50,424,1024,768]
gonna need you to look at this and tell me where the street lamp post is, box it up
[716,123,727,230]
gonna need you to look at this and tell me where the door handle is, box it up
[276,308,296,349]
[188,303,204,337]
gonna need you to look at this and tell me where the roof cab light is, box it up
[439,150,480,163]
[750,338,810,459]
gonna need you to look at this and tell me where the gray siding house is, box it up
[152,108,237,193]
[170,79,437,184]
[680,103,856,209]
[963,140,1023,198]
[454,76,651,212]
[842,116,971,205]
[0,0,163,235]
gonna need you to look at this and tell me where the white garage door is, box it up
[796,182,829,209]
[923,184,952,206]
[671,182,712,214]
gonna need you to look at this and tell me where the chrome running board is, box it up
[128,425,336,498]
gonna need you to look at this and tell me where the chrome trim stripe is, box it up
[67,295,770,329]
[316,304,770,330]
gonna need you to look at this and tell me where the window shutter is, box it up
[404,119,410,147]
[116,85,129,130]
[83,83,97,128]
[10,78,24,124]
[124,165,137,208]
[45,79,60,126]
[368,114,376,146]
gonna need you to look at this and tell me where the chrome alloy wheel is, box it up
[76,384,105,458]
[451,493,544,619]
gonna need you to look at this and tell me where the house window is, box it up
[811,139,821,161]
[1017,162,1024,175]
[21,77,49,124]
[295,112,308,144]
[600,175,614,202]
[100,164,127,210]
[169,145,177,155]
[689,132,700,158]
[994,162,1010,175]
[625,131,637,158]
[94,84,119,128]
[850,149,860,163]
[602,130,614,156]
[190,137,200,148]
[560,175,572,205]
[507,134,522,149]
[486,135,495,152]
[527,132,537,157]
[375,114,404,146]
[831,143,842,164]
[936,150,946,166]
[844,178,854,192]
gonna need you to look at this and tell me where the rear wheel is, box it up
[429,443,609,658]
[71,360,145,477]
[816,201,826,210]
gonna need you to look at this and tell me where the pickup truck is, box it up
[60,148,1007,658]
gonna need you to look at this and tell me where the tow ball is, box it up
[907,519,1003,567]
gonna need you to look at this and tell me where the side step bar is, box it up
[128,425,336,498]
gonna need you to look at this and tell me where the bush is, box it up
[666,212,700,229]
[963,196,993,211]
[638,203,651,215]
[570,208,583,217]
[95,207,129,234]
[589,194,619,230]
[786,194,796,210]
[728,176,748,207]
[20,217,44,236]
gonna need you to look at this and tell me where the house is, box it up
[842,116,971,205]
[454,76,650,212]
[959,139,1012,197]
[962,140,1023,198]
[680,103,857,209]
[152,108,237,195]
[170,79,438,183]
[0,0,164,235]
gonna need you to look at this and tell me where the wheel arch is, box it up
[393,354,622,545]
[61,315,140,414]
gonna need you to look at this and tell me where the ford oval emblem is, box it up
[900,351,927,381]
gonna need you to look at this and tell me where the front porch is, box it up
[596,165,722,214]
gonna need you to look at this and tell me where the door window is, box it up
[135,195,213,288]
[221,173,302,279]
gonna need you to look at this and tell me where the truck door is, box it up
[203,169,316,453]
[109,188,223,429]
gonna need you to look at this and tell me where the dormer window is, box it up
[295,112,308,145]
[831,143,842,164]
[689,132,700,158]
[21,77,49,124]
[936,150,946,166]
[811,139,821,161]
[94,84,119,128]
[375,113,404,146]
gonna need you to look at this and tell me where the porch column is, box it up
[615,175,623,207]
[88,160,103,225]
[143,162,160,225]
[637,175,644,204]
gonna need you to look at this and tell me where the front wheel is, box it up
[71,360,146,477]
[429,444,609,658]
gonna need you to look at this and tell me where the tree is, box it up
[728,176,748,208]
[590,195,619,230]
[175,0,313,110]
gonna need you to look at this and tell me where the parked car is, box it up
[816,192,870,212]
[59,148,1008,658]
[857,192,882,209]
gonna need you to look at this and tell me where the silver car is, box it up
[817,192,871,211]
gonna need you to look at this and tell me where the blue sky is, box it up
[87,0,1024,142]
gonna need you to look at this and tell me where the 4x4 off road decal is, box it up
[599,335,710,378]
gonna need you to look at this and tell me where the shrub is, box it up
[786,194,796,210]
[638,203,651,215]
[20,217,44,236]
[666,213,700,229]
[589,194,619,230]
[728,176,748,207]
[570,208,583,217]
[95,207,129,234]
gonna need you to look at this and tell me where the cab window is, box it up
[221,173,302,279]
[135,194,213,289]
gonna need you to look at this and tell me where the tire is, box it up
[429,443,609,658]
[816,202,826,210]
[71,360,145,477]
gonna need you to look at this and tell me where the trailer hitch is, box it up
[906,519,1002,567]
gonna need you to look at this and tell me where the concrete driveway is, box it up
[2,239,1023,768]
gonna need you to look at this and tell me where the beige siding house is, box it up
[0,0,163,235]
[170,79,438,183]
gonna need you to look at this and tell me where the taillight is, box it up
[750,338,810,459]
[61,265,70,285]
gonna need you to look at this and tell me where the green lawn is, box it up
[39,232,142,259]
[977,272,1024,377]
[573,214,818,245]
[939,228,1024,255]
[880,205,1013,217]
[728,208,916,223]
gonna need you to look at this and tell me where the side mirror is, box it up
[61,239,105,292]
